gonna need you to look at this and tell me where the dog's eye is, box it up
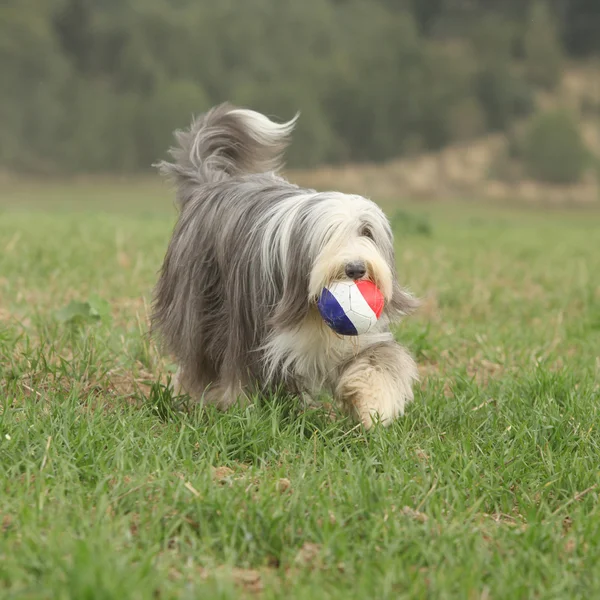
[360,226,374,240]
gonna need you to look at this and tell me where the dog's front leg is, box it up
[335,342,418,429]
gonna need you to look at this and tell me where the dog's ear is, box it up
[270,271,312,331]
[268,219,316,330]
[387,281,419,320]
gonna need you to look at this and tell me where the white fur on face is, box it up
[309,232,393,301]
[255,190,394,301]
[256,190,393,297]
[307,193,394,300]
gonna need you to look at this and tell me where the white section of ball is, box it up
[327,280,379,335]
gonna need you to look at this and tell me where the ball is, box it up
[317,280,384,336]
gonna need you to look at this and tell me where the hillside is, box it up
[293,65,600,204]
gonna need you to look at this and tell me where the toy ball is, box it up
[317,280,384,336]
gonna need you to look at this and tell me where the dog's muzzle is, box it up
[344,260,367,280]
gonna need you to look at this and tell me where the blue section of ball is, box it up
[317,287,358,336]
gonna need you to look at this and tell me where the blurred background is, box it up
[1,0,599,203]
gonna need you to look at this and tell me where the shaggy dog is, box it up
[153,103,418,428]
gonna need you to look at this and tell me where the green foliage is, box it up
[524,1,563,89]
[56,301,102,327]
[0,0,580,173]
[472,17,535,131]
[146,376,191,422]
[56,295,111,329]
[0,0,70,171]
[522,111,590,183]
[416,44,485,148]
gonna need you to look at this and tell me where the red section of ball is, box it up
[355,280,385,318]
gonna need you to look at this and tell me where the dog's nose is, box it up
[345,261,367,280]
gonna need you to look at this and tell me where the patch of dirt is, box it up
[466,357,507,387]
[400,506,429,523]
[1,515,13,532]
[563,537,577,555]
[292,126,599,205]
[212,466,235,484]
[230,568,264,594]
[276,478,292,494]
[294,542,322,568]
[187,565,271,595]
[105,369,155,403]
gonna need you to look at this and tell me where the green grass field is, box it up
[1,180,599,599]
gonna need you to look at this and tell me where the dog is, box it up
[153,103,418,428]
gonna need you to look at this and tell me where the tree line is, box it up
[1,0,597,173]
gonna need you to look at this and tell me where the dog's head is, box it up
[271,191,417,330]
[308,193,395,301]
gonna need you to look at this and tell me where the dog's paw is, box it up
[335,343,417,429]
[345,372,414,429]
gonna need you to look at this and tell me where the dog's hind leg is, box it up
[203,381,249,410]
[171,367,238,406]
[335,343,418,429]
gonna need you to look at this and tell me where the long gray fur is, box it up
[152,103,418,424]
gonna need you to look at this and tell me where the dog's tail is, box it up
[156,103,298,205]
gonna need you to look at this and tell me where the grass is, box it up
[1,180,600,599]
